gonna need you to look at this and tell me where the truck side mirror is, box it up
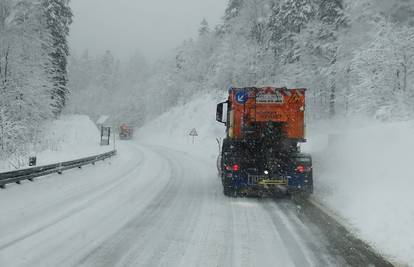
[216,102,226,124]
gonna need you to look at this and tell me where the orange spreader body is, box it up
[228,87,306,141]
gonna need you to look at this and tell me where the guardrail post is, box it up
[57,163,63,175]
[16,180,21,185]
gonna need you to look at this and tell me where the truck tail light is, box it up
[296,165,305,173]
[225,164,240,171]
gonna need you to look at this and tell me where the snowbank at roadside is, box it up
[137,94,414,266]
[0,115,112,172]
[307,118,414,265]
[136,95,225,162]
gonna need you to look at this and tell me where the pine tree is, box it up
[224,0,245,22]
[268,0,315,63]
[268,2,283,57]
[318,0,344,117]
[244,0,272,46]
[42,0,73,115]
[319,0,343,26]
[280,0,314,33]
[199,18,210,36]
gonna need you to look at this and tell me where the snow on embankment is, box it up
[308,119,414,265]
[137,95,224,161]
[36,115,113,164]
[0,115,111,172]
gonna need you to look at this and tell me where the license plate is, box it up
[248,175,288,185]
[258,179,288,186]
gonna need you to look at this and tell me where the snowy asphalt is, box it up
[0,142,393,267]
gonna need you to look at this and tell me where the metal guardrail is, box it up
[0,150,117,189]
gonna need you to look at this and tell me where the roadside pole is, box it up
[113,126,116,150]
[189,128,198,144]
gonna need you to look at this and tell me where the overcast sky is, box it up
[69,0,227,62]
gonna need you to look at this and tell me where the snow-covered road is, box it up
[0,142,390,267]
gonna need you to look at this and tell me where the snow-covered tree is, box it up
[199,18,210,36]
[42,0,73,114]
[224,0,245,22]
[268,0,314,63]
[351,21,414,118]
[0,0,72,160]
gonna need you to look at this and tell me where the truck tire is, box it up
[306,170,314,194]
[223,186,236,197]
[223,186,232,196]
[221,138,232,158]
[301,170,313,199]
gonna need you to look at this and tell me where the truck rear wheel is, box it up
[299,171,313,199]
[305,170,314,194]
[223,186,237,197]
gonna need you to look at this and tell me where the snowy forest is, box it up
[2,0,414,162]
[69,0,414,126]
[0,0,72,160]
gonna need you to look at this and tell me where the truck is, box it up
[216,87,313,197]
[119,124,134,140]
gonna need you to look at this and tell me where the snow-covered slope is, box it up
[138,95,414,266]
[36,115,113,164]
[308,119,414,265]
[137,95,224,160]
[0,115,112,172]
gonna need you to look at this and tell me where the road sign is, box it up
[29,156,37,166]
[189,128,198,144]
[189,128,198,137]
[235,90,249,104]
[100,126,111,146]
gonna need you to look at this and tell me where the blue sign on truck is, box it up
[235,90,249,104]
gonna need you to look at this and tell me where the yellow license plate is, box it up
[258,179,288,186]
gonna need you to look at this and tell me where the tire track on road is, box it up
[261,200,314,267]
[77,148,181,267]
[0,150,144,251]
